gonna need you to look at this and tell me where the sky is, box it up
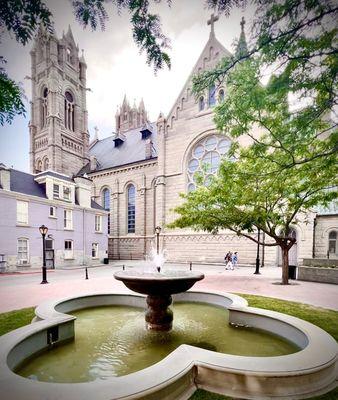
[0,0,255,172]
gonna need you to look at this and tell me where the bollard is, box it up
[85,267,88,280]
[122,264,125,271]
[189,261,192,271]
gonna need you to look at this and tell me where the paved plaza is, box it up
[0,261,337,312]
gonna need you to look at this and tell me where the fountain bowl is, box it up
[114,270,204,331]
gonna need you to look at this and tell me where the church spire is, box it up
[235,17,248,59]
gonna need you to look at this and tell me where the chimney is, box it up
[145,139,153,159]
[90,155,97,171]
[0,163,10,191]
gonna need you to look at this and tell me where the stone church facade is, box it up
[29,19,338,266]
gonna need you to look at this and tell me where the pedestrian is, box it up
[225,251,233,270]
[231,252,238,270]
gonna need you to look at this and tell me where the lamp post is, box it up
[39,224,48,284]
[254,228,261,275]
[155,226,161,272]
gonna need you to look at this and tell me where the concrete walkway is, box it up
[0,261,337,312]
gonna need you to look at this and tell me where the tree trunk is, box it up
[281,245,289,285]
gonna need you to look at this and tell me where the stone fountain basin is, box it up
[0,291,337,400]
[114,270,204,295]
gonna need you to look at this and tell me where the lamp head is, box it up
[155,226,161,235]
[39,225,48,236]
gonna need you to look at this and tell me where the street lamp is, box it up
[254,228,261,275]
[39,224,48,284]
[155,226,161,272]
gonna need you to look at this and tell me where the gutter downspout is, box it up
[82,208,86,266]
[312,216,317,259]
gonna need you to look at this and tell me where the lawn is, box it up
[0,295,337,400]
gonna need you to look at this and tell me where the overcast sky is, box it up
[0,0,254,172]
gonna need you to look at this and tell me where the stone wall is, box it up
[298,266,338,284]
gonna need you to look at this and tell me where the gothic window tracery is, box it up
[187,135,231,192]
[208,84,216,107]
[41,87,48,127]
[66,48,71,63]
[43,158,49,170]
[218,89,225,103]
[199,96,205,111]
[36,159,42,173]
[64,91,75,131]
[127,184,136,233]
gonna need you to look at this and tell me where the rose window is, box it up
[187,135,231,192]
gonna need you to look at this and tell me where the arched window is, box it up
[218,89,225,103]
[66,48,71,63]
[44,158,49,171]
[208,84,216,107]
[127,184,136,233]
[328,231,337,254]
[102,188,111,234]
[187,135,231,192]
[199,96,205,111]
[64,91,75,131]
[41,87,48,127]
[36,159,42,173]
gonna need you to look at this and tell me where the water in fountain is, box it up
[147,246,168,273]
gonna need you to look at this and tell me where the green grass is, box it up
[0,298,337,400]
[0,307,35,336]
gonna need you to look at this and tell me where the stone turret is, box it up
[235,17,248,59]
[115,96,148,134]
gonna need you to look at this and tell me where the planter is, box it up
[298,265,338,284]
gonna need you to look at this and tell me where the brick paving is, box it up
[0,261,337,312]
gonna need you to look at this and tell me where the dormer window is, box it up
[140,125,152,140]
[63,186,70,201]
[113,132,126,148]
[53,184,60,198]
[66,48,71,63]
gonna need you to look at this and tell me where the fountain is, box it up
[115,244,204,331]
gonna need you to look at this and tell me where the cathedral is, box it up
[28,17,338,266]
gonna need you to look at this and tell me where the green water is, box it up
[17,303,299,383]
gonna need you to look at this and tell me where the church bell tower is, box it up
[29,25,89,176]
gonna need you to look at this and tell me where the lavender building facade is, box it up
[0,165,108,270]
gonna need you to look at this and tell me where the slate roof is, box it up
[85,123,157,174]
[5,168,102,210]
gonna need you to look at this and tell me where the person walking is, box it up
[225,251,233,270]
[231,252,238,270]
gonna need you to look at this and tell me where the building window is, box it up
[102,188,110,234]
[36,159,42,173]
[92,243,98,258]
[41,87,48,127]
[64,240,73,259]
[63,186,71,201]
[49,206,57,217]
[127,184,136,233]
[44,158,49,170]
[95,215,102,232]
[17,200,28,224]
[64,209,73,229]
[218,89,225,103]
[328,231,337,254]
[199,96,205,111]
[208,84,216,107]
[187,135,231,192]
[66,47,71,63]
[53,184,60,198]
[64,91,75,131]
[17,238,29,264]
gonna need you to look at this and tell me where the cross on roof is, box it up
[240,16,246,32]
[207,13,219,36]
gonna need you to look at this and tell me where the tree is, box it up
[169,57,338,285]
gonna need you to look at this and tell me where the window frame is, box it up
[127,184,136,234]
[328,230,337,254]
[102,188,111,235]
[95,215,102,233]
[49,206,57,218]
[63,209,73,230]
[64,239,73,259]
[53,184,60,199]
[17,237,29,264]
[17,200,29,225]
[63,186,71,201]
